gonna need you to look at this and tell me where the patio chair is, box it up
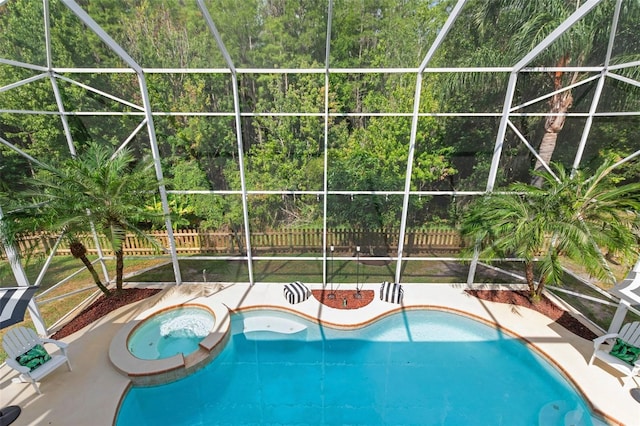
[588,321,640,385]
[2,326,72,394]
[283,281,311,304]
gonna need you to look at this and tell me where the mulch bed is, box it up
[311,289,374,310]
[466,289,598,341]
[51,288,161,339]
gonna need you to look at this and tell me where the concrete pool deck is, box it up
[1,282,639,425]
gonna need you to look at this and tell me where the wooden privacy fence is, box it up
[8,227,462,258]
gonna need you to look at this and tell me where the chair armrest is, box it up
[41,338,68,349]
[593,333,618,349]
[42,338,69,357]
[5,358,30,374]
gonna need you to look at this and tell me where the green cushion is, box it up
[610,338,640,366]
[15,344,51,371]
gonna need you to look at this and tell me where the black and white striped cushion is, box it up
[379,281,403,304]
[283,281,311,304]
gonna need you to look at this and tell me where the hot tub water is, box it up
[127,306,214,360]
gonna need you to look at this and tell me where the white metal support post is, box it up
[0,205,47,335]
[199,0,254,284]
[137,75,183,285]
[486,72,519,192]
[395,72,422,285]
[468,72,519,284]
[572,0,622,172]
[61,0,182,284]
[43,0,74,157]
[321,0,334,287]
[395,0,468,284]
[45,1,112,286]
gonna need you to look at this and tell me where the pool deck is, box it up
[1,282,639,426]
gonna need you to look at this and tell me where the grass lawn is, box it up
[126,256,518,285]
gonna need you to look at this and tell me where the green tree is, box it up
[1,186,112,295]
[440,0,640,187]
[0,0,135,192]
[460,159,640,302]
[7,143,164,294]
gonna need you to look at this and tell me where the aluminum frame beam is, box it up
[322,0,334,287]
[513,0,604,71]
[572,0,623,173]
[0,205,47,335]
[198,0,255,284]
[60,0,182,284]
[395,0,468,285]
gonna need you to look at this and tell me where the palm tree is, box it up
[9,143,165,294]
[69,239,111,296]
[1,193,112,296]
[460,158,640,302]
[444,0,640,186]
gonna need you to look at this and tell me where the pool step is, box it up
[243,316,307,334]
[538,400,587,426]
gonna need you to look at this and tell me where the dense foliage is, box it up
[0,0,639,236]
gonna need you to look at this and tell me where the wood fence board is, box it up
[5,228,461,259]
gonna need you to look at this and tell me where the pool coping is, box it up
[108,300,230,386]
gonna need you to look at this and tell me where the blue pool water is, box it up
[127,306,214,360]
[117,309,598,425]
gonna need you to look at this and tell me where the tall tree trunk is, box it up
[70,240,111,296]
[115,248,124,292]
[525,261,536,301]
[231,226,245,256]
[79,254,111,296]
[532,92,573,186]
[531,63,575,187]
[533,276,546,304]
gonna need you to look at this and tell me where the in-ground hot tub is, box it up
[128,306,215,360]
[109,301,230,386]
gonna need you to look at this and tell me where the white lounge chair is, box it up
[2,326,72,394]
[588,321,640,386]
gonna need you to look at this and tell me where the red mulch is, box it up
[51,288,161,339]
[466,289,598,340]
[311,289,374,309]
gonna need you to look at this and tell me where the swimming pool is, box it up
[127,306,215,360]
[116,309,600,425]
